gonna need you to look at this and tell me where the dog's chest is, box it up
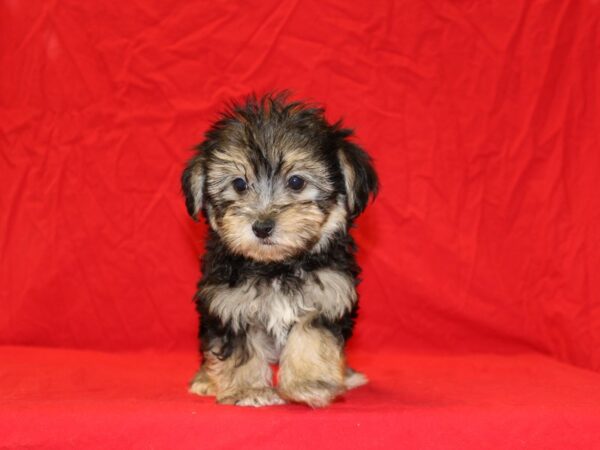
[249,278,310,345]
[206,268,356,348]
[210,277,311,348]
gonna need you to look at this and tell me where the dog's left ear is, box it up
[337,140,379,218]
[181,153,205,220]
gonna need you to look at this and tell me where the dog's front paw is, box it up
[278,380,345,408]
[217,388,286,407]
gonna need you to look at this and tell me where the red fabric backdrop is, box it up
[2,1,600,448]
[2,0,599,368]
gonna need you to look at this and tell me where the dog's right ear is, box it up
[181,153,205,220]
[337,140,379,219]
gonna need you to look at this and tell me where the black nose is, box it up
[252,219,275,239]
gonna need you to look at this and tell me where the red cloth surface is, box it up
[1,0,600,448]
[2,346,600,449]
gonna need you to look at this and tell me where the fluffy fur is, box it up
[182,93,378,407]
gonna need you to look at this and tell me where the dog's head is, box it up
[182,93,378,262]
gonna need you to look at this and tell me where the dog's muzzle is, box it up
[252,219,275,239]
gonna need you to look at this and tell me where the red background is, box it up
[2,1,600,448]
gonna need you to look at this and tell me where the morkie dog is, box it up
[182,93,378,407]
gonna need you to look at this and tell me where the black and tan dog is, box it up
[182,93,378,407]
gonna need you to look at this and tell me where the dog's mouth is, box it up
[256,238,276,246]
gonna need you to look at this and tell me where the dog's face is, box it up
[182,94,378,262]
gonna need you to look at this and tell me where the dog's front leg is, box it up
[278,318,346,408]
[203,331,284,407]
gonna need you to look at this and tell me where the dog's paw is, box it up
[217,388,286,407]
[279,380,345,408]
[344,367,368,390]
[188,370,216,396]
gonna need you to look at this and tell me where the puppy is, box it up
[182,93,378,407]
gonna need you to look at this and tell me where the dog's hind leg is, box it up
[188,364,217,396]
[344,366,368,390]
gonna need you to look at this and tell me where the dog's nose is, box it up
[252,219,275,239]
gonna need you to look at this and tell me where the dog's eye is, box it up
[232,178,248,193]
[287,175,305,191]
